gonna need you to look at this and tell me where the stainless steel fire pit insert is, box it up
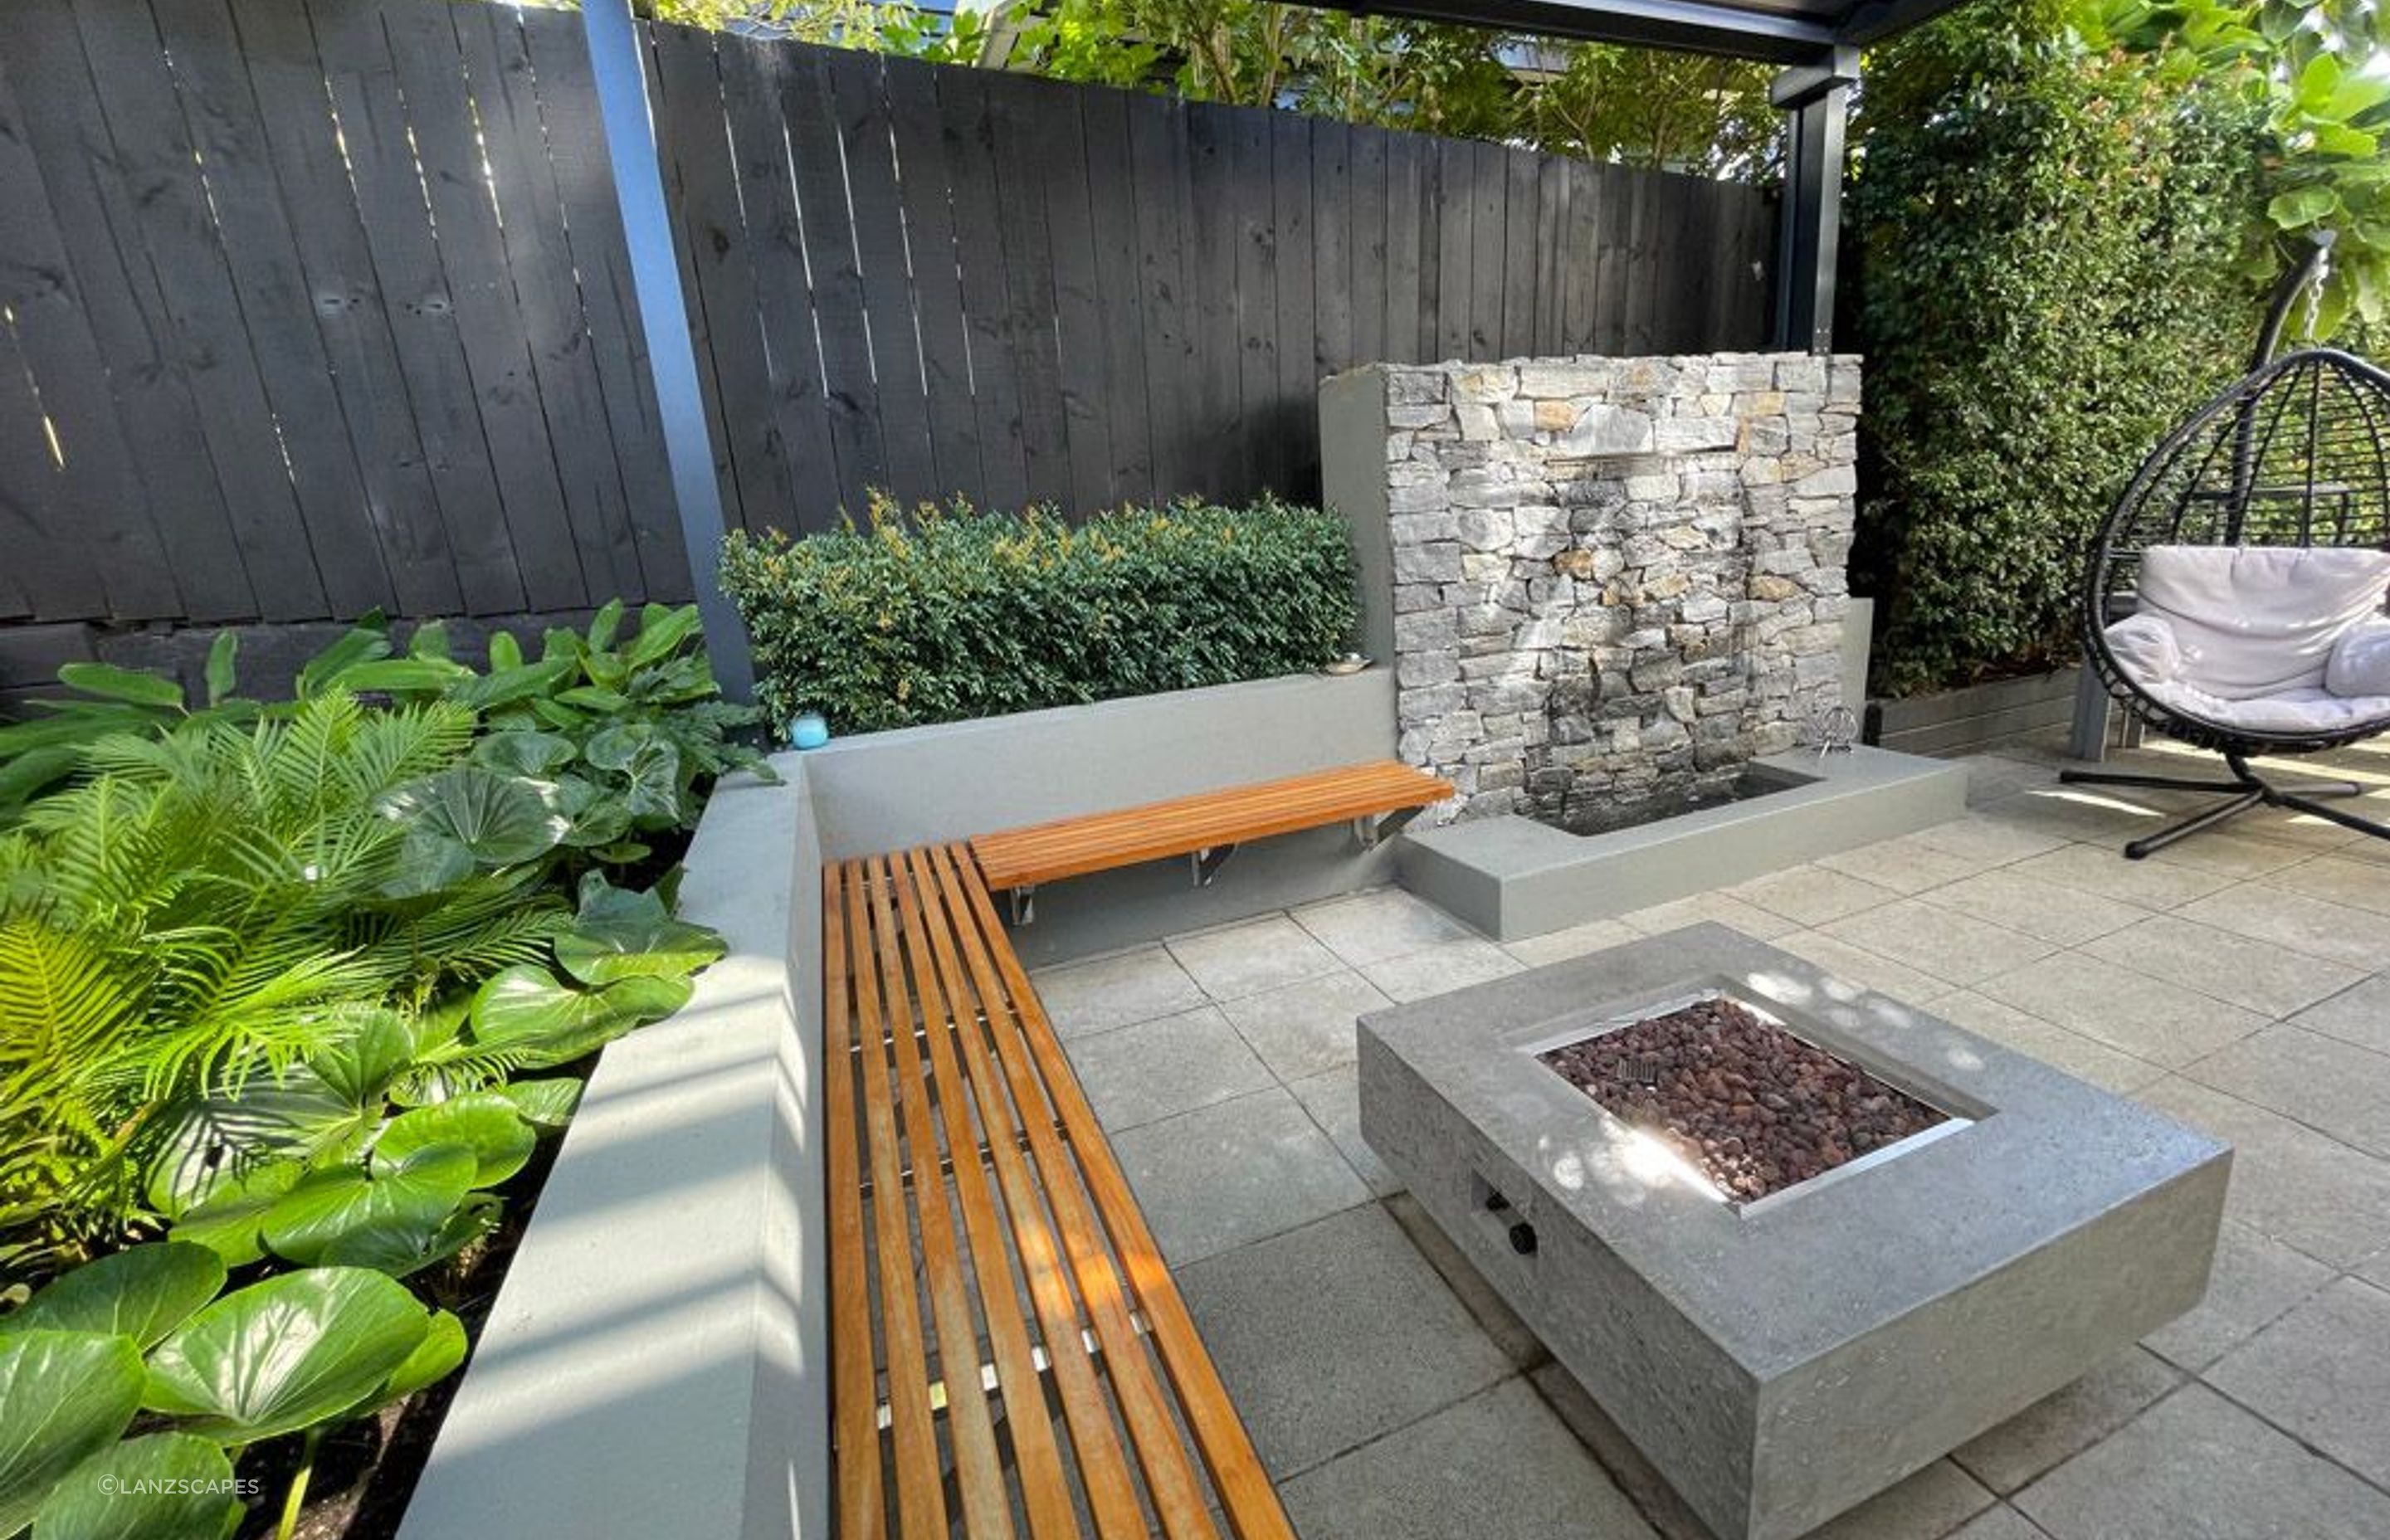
[1356,923,2228,1540]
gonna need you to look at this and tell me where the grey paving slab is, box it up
[2080,913,2364,1019]
[1974,787,2190,847]
[1820,898,2056,988]
[2173,883,2390,972]
[2204,1276,2390,1491]
[2265,853,2390,917]
[1928,991,2164,1095]
[1290,885,1476,967]
[1030,944,1208,1039]
[1357,936,1525,1002]
[2287,974,2390,1057]
[2012,1384,2390,1540]
[1905,814,2069,867]
[1279,1378,1659,1540]
[1620,889,1799,940]
[1728,864,1903,927]
[2143,829,2317,880]
[2185,1025,2390,1160]
[1064,1004,1275,1133]
[1176,1203,1514,1478]
[2137,1076,2390,1270]
[1800,1460,1995,1540]
[1165,914,1345,1001]
[2140,1219,2334,1372]
[1918,870,2151,948]
[1976,951,2265,1070]
[1768,928,1958,1005]
[1286,1065,1401,1197]
[1216,969,1392,1083]
[1503,916,1641,968]
[2005,843,2232,911]
[1110,1087,1370,1265]
[1951,1348,2183,1496]
[1815,833,1997,896]
[1940,1510,2051,1540]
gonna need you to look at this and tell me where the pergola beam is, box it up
[1326,0,1839,62]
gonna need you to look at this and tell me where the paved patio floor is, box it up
[1031,734,2390,1540]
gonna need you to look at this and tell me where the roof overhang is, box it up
[1298,0,1974,64]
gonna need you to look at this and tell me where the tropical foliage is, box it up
[0,606,753,1538]
[722,495,1359,733]
[2066,0,2390,337]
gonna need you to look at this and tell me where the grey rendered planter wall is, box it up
[398,669,1407,1538]
[398,758,827,1540]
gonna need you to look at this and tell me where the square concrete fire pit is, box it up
[1357,923,2229,1540]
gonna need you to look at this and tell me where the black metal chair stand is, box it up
[2059,751,2377,860]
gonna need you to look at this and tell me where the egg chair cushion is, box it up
[2329,618,2390,698]
[2131,544,2390,699]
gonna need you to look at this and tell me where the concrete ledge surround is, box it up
[1398,745,1968,939]
[398,758,827,1540]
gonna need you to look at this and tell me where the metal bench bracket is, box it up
[1190,845,1238,886]
[1009,885,1036,926]
[1353,806,1423,850]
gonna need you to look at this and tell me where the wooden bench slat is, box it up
[926,844,1224,1540]
[895,852,1154,1540]
[821,865,887,1540]
[970,761,1451,889]
[867,854,1017,1540]
[843,865,951,1538]
[944,846,1299,1540]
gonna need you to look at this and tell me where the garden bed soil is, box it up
[1538,996,1946,1201]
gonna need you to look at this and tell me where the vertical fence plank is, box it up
[1124,91,1188,504]
[1349,125,1386,371]
[0,51,173,621]
[1228,104,1277,496]
[1270,112,1314,497]
[307,0,525,615]
[885,56,983,511]
[519,7,689,596]
[1028,74,1115,514]
[1311,120,1351,382]
[1500,149,1539,358]
[1561,160,1601,353]
[62,0,330,620]
[1467,141,1505,360]
[828,51,939,511]
[984,72,1071,510]
[460,3,647,601]
[229,0,465,616]
[1532,155,1568,357]
[1383,131,1424,365]
[936,69,1027,514]
[1184,100,1241,504]
[1432,140,1469,361]
[158,0,398,618]
[1080,85,1153,507]
[384,0,587,612]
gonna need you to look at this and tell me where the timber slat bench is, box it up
[969,760,1454,922]
[824,843,1296,1540]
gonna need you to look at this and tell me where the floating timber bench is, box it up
[823,844,1296,1540]
[969,759,1454,923]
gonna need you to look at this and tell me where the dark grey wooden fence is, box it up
[0,0,1773,651]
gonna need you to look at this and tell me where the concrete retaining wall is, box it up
[398,757,827,1540]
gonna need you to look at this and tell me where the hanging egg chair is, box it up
[2063,241,2390,858]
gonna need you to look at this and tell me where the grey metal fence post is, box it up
[579,0,756,702]
[1771,47,1858,356]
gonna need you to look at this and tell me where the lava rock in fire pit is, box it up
[1538,996,1945,1201]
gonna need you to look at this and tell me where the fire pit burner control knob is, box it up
[1508,1221,1538,1256]
[1484,1192,1511,1213]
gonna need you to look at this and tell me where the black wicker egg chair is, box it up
[2061,343,2390,857]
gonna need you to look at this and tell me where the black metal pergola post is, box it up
[1770,45,1860,353]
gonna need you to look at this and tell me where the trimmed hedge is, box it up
[719,496,1358,733]
[1850,4,2270,695]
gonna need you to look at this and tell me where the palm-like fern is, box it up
[0,694,546,1269]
